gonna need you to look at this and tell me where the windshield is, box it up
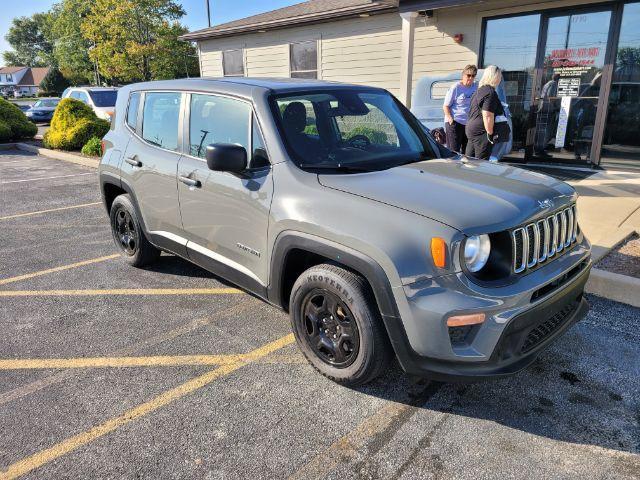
[88,90,118,107]
[271,89,436,172]
[33,99,59,108]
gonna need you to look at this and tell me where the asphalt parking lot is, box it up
[1,149,639,479]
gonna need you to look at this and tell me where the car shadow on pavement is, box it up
[354,295,640,456]
[142,254,225,280]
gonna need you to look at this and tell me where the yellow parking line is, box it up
[0,288,242,297]
[0,255,119,286]
[0,354,246,370]
[0,202,102,221]
[0,334,294,480]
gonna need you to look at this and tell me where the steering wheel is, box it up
[347,134,371,149]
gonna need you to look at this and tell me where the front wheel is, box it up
[109,194,160,267]
[289,264,391,386]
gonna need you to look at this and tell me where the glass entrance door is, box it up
[529,9,613,164]
[601,2,640,168]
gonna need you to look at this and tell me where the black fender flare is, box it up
[99,172,149,234]
[268,231,400,319]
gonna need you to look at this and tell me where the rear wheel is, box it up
[109,194,160,267]
[289,263,391,386]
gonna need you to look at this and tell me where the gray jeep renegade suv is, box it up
[99,78,591,386]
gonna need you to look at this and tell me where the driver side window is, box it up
[189,93,250,159]
[334,102,400,147]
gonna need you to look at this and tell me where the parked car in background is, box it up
[25,97,60,123]
[61,87,119,122]
[411,71,513,161]
[99,78,591,386]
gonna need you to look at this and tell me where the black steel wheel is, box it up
[112,207,138,255]
[289,263,391,386]
[109,194,160,267]
[300,289,360,368]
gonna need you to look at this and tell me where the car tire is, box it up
[109,194,160,267]
[289,263,392,386]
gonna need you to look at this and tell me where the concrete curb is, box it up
[586,268,640,308]
[14,142,99,169]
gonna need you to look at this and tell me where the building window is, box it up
[223,49,244,77]
[481,13,541,153]
[7,74,13,82]
[290,41,318,79]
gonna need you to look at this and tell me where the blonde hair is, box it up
[479,65,502,88]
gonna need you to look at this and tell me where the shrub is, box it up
[346,126,388,145]
[43,98,110,150]
[37,91,58,98]
[0,98,38,142]
[81,136,102,156]
[0,122,11,142]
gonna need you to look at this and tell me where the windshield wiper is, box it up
[299,163,373,172]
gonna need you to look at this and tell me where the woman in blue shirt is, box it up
[443,65,478,153]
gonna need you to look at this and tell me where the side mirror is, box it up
[205,143,247,173]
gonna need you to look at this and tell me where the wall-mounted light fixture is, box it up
[454,33,464,44]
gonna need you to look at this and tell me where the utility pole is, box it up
[206,0,211,27]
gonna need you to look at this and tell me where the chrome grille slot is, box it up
[557,211,566,253]
[526,224,538,268]
[548,215,557,257]
[513,228,527,273]
[511,203,579,274]
[537,219,549,263]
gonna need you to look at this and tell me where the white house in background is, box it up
[0,66,50,96]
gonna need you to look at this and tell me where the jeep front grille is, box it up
[512,205,578,274]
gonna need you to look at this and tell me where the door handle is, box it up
[179,175,201,188]
[125,155,142,167]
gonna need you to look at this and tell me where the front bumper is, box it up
[384,240,591,381]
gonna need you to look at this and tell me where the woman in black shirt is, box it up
[465,65,503,160]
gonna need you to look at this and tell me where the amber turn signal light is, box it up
[431,237,447,268]
[447,313,486,327]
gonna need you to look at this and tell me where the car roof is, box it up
[125,77,386,98]
[71,87,119,91]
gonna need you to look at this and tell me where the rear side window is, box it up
[188,94,250,158]
[127,92,140,132]
[142,92,181,151]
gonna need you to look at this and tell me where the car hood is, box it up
[317,158,576,235]
[28,107,55,113]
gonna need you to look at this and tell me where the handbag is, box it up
[492,93,511,143]
[493,115,511,143]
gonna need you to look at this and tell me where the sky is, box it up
[0,0,300,63]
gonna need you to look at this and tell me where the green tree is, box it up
[151,23,200,80]
[50,0,95,85]
[81,0,194,83]
[3,13,55,67]
[39,67,70,95]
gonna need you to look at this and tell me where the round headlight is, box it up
[464,235,491,273]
